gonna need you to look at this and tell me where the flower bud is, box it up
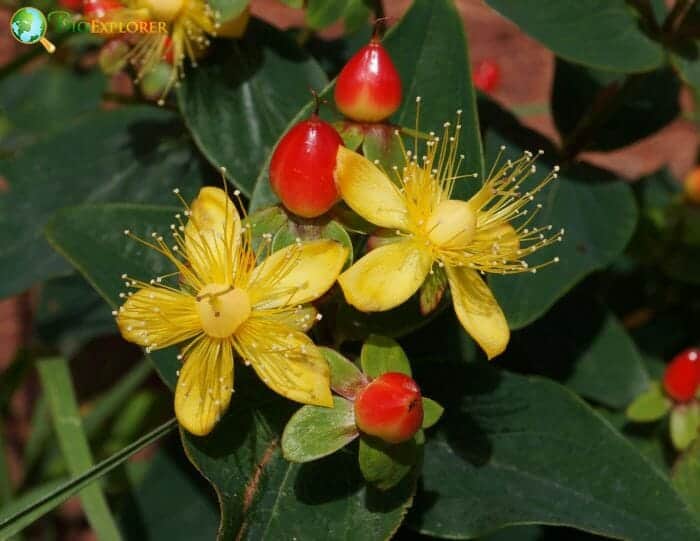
[354,372,423,444]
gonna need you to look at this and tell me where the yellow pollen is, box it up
[425,199,476,249]
[141,0,184,22]
[196,284,250,338]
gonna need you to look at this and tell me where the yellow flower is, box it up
[109,1,249,103]
[334,108,563,360]
[116,186,348,435]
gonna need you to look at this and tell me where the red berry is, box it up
[59,0,83,11]
[663,348,700,402]
[334,38,402,123]
[83,0,122,20]
[473,59,500,93]
[354,372,423,444]
[269,114,343,218]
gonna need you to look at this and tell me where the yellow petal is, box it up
[184,187,241,285]
[259,305,319,332]
[116,286,200,350]
[234,317,332,407]
[248,240,348,308]
[334,146,409,231]
[445,265,509,360]
[338,240,432,312]
[175,337,234,436]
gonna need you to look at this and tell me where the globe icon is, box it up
[10,7,48,45]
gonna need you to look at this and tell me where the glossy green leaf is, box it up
[0,106,204,298]
[37,357,122,541]
[36,274,116,357]
[0,65,104,153]
[408,363,700,540]
[361,335,412,378]
[385,0,484,189]
[421,398,443,429]
[626,382,672,422]
[552,60,679,152]
[673,438,700,519]
[45,204,183,387]
[181,371,414,540]
[486,136,638,329]
[321,347,367,400]
[119,441,219,540]
[358,435,417,491]
[177,20,328,199]
[671,403,700,451]
[485,0,664,73]
[282,396,358,462]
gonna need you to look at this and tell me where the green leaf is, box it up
[36,274,116,357]
[306,0,352,29]
[358,435,417,491]
[421,398,443,429]
[177,20,328,199]
[552,60,679,152]
[0,419,177,539]
[408,363,700,540]
[119,442,219,540]
[486,136,638,329]
[508,289,651,409]
[282,396,358,462]
[626,382,672,422]
[45,204,183,387]
[671,403,700,451]
[37,357,122,541]
[361,335,412,378]
[180,371,414,540]
[0,65,104,153]
[0,106,205,298]
[320,347,367,400]
[485,0,664,73]
[385,0,484,188]
[673,438,700,519]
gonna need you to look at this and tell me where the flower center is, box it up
[425,199,476,249]
[196,284,251,338]
[141,0,183,22]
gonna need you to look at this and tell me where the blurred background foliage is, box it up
[1,0,700,539]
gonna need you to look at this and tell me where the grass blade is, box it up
[0,418,176,538]
[37,357,121,540]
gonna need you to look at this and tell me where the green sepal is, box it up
[421,398,444,429]
[362,124,404,173]
[320,347,367,400]
[281,396,359,463]
[358,434,418,491]
[419,267,447,316]
[271,215,354,268]
[671,403,700,452]
[361,335,412,378]
[334,120,365,151]
[244,205,288,255]
[625,382,672,422]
